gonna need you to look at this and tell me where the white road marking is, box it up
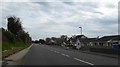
[61,53,66,56]
[54,51,59,53]
[50,50,60,53]
[73,58,94,65]
[61,54,70,57]
[64,55,70,57]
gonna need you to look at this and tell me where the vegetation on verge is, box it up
[2,16,32,51]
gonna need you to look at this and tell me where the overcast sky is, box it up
[0,0,119,40]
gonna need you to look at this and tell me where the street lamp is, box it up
[79,27,82,35]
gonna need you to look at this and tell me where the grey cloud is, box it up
[93,11,104,15]
[105,4,117,8]
[30,0,73,2]
[61,2,99,8]
[93,16,117,25]
[63,2,75,5]
[1,1,118,40]
[79,2,99,8]
[35,2,100,16]
[77,2,100,13]
[63,2,99,12]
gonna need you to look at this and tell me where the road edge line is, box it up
[73,58,94,65]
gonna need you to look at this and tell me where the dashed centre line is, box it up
[47,48,94,65]
[54,51,60,53]
[61,54,70,57]
[64,55,70,57]
[73,58,94,65]
[49,49,60,54]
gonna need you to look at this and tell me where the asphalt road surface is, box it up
[21,44,118,65]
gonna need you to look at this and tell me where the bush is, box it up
[2,29,15,43]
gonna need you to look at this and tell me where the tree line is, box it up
[33,35,69,45]
[1,16,32,51]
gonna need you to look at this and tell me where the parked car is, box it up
[112,41,120,50]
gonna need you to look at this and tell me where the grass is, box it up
[2,42,29,51]
[2,42,30,58]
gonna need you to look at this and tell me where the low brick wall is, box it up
[89,47,120,55]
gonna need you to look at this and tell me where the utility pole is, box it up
[79,27,82,35]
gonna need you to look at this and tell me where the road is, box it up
[21,44,118,65]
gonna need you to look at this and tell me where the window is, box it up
[95,43,97,45]
[99,43,103,46]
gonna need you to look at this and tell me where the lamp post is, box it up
[79,27,82,35]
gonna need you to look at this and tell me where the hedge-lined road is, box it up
[21,44,118,65]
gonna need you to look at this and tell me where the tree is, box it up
[39,39,45,44]
[55,38,61,45]
[7,16,31,45]
[7,16,23,36]
[18,31,31,45]
[51,37,57,43]
[34,40,39,43]
[51,37,56,41]
[2,27,16,43]
[45,38,51,45]
[60,35,67,43]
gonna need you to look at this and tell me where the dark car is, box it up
[112,41,120,50]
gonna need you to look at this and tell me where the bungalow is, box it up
[91,35,120,47]
[68,35,120,49]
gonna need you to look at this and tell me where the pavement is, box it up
[1,44,33,66]
[21,44,118,65]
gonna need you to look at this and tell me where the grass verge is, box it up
[2,42,30,58]
[2,42,29,51]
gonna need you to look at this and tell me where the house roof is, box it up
[76,35,87,39]
[79,38,97,43]
[111,36,120,41]
[85,38,97,42]
[68,35,120,43]
[97,35,120,42]
[68,35,87,42]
